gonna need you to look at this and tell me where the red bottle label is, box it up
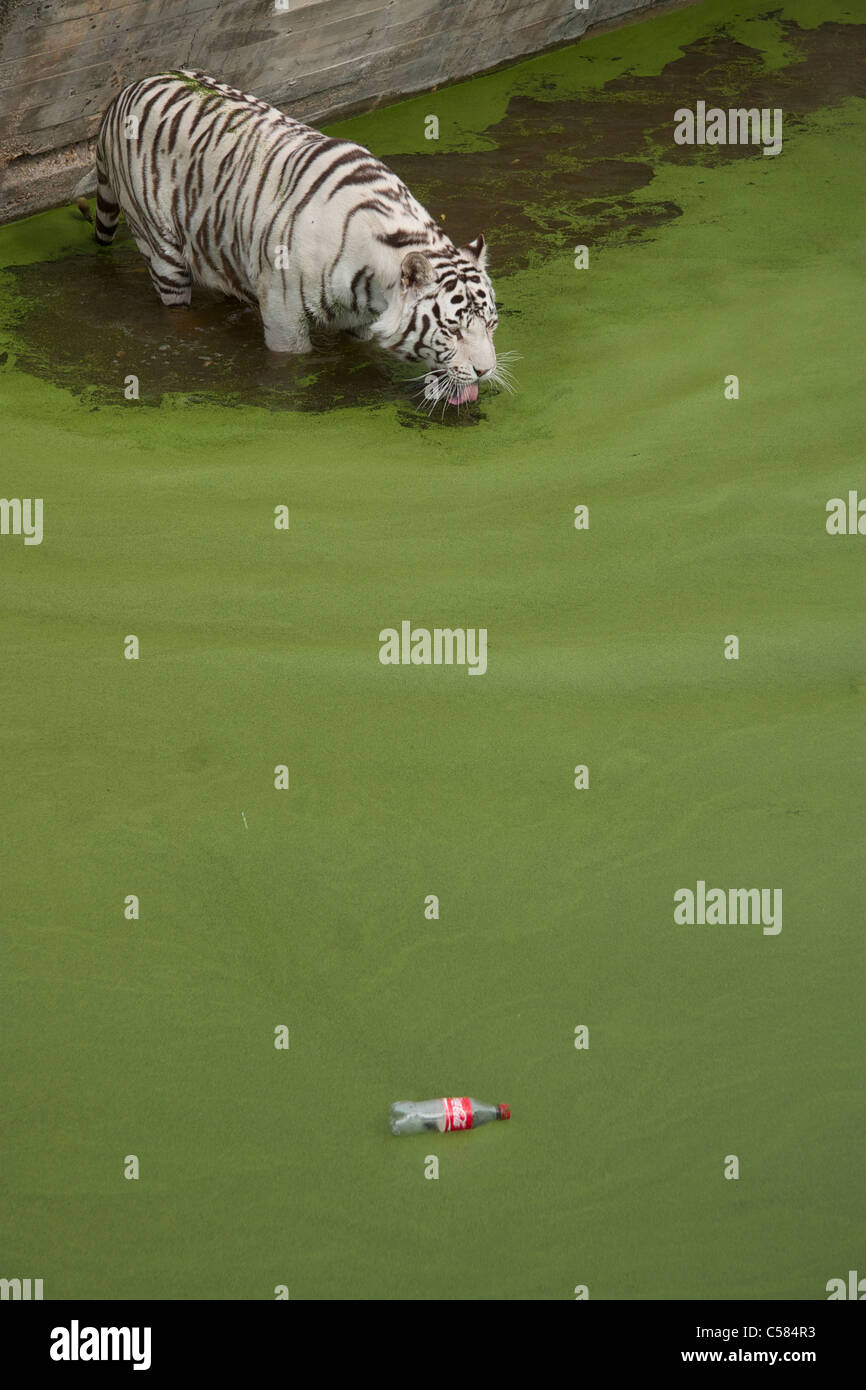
[443,1097,474,1131]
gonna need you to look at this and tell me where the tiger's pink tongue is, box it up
[447,382,479,406]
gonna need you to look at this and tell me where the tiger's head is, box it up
[372,236,500,407]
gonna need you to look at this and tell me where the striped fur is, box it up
[79,70,500,403]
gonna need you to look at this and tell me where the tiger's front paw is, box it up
[264,324,313,353]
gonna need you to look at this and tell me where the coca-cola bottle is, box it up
[389,1097,510,1136]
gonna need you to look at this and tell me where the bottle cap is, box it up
[498,1104,511,1120]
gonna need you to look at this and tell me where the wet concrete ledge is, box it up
[0,0,687,224]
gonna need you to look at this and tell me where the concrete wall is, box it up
[0,0,675,224]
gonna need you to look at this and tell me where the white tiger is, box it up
[74,69,508,407]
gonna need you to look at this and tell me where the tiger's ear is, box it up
[400,251,434,292]
[464,234,487,270]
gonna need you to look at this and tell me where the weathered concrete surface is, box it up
[0,0,684,223]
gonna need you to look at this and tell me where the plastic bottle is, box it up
[389,1097,510,1136]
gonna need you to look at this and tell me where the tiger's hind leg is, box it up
[139,238,193,308]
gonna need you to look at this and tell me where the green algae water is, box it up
[0,0,863,1299]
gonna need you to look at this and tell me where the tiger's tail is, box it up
[72,161,120,244]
